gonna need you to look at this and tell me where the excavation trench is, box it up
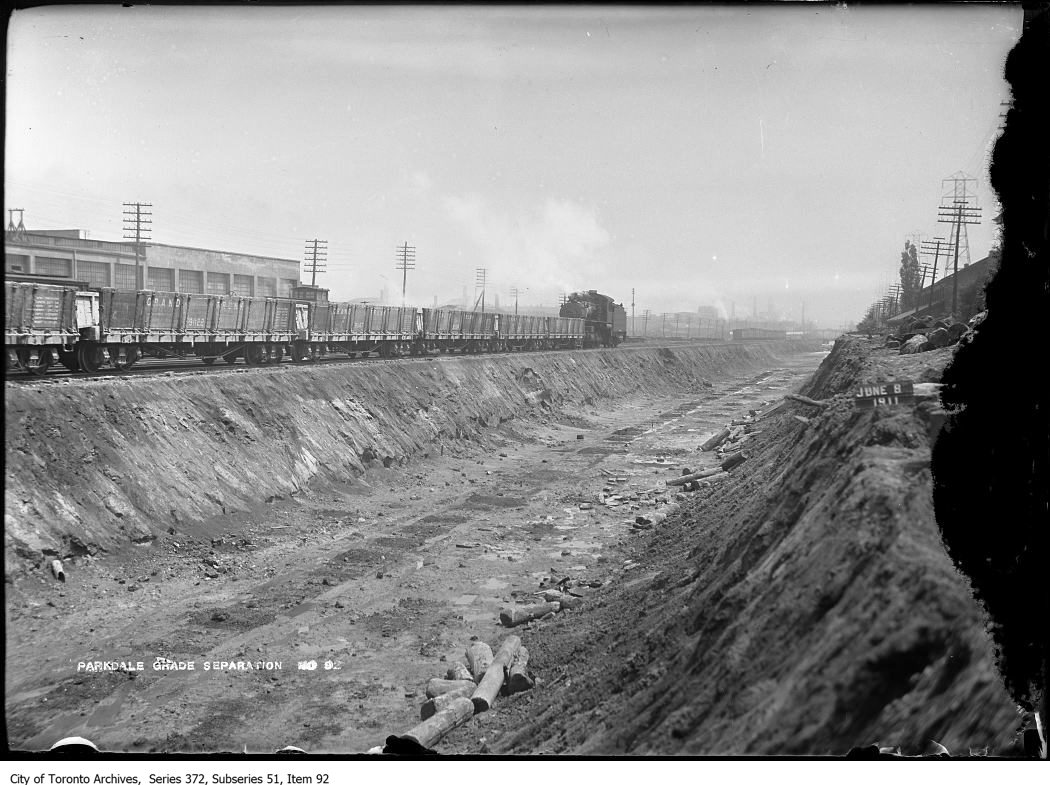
[5,341,822,752]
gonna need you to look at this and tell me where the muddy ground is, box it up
[4,339,1019,755]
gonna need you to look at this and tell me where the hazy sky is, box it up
[5,4,1021,326]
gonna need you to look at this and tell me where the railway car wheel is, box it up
[271,344,285,363]
[243,344,264,366]
[19,348,52,375]
[58,349,81,372]
[202,357,216,366]
[290,343,309,363]
[109,346,139,372]
[76,343,105,374]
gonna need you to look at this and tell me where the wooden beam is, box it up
[424,678,477,699]
[471,635,521,713]
[399,696,474,749]
[499,602,561,628]
[466,641,493,682]
[420,682,476,720]
[506,646,533,695]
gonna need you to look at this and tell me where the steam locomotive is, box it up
[558,290,628,348]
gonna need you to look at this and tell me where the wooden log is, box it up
[420,682,476,719]
[758,399,788,419]
[697,472,729,485]
[665,467,723,486]
[444,662,473,682]
[720,452,748,472]
[785,393,826,408]
[499,602,560,628]
[506,646,533,695]
[465,642,493,682]
[424,678,477,699]
[471,635,521,713]
[699,428,731,452]
[399,696,474,749]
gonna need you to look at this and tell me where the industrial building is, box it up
[4,225,302,297]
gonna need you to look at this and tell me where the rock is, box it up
[946,322,968,343]
[925,327,950,348]
[968,310,987,328]
[899,334,926,354]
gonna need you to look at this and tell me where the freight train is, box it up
[4,279,621,375]
[558,290,627,348]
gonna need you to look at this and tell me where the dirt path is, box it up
[4,350,825,753]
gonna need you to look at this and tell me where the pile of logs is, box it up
[392,635,533,751]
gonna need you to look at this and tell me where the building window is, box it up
[35,256,73,277]
[114,263,138,289]
[148,267,175,292]
[257,277,276,297]
[279,278,299,297]
[179,269,204,294]
[5,253,30,272]
[207,272,230,295]
[232,274,253,296]
[78,261,111,287]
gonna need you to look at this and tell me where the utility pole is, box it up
[631,288,636,338]
[509,286,524,315]
[937,176,982,318]
[661,312,668,337]
[395,242,416,307]
[474,268,487,313]
[939,171,980,265]
[674,313,681,338]
[920,236,951,312]
[122,201,152,289]
[643,309,650,337]
[304,239,328,286]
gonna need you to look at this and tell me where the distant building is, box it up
[5,226,301,296]
[696,305,719,320]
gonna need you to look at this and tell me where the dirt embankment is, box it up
[4,342,810,576]
[484,337,1019,756]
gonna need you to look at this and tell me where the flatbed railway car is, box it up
[5,280,595,374]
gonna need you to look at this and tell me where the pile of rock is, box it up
[884,311,986,354]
